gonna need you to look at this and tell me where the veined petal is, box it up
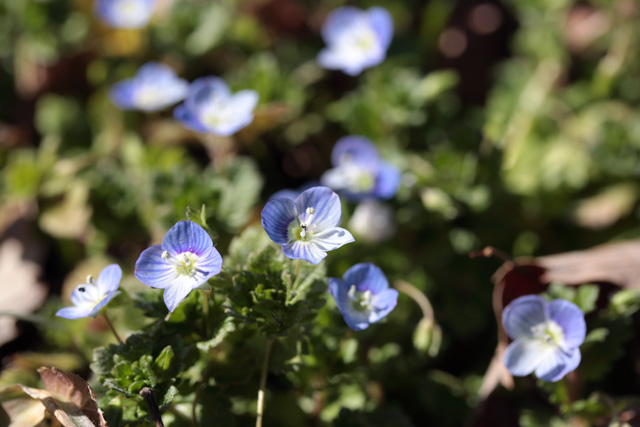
[504,339,549,377]
[96,264,122,295]
[70,284,101,307]
[163,277,195,313]
[367,7,394,49]
[373,162,401,199]
[56,305,93,319]
[282,241,327,265]
[537,348,581,382]
[261,199,297,244]
[295,187,342,230]
[502,295,547,340]
[368,288,398,323]
[534,347,580,382]
[343,263,388,294]
[162,221,214,257]
[88,292,119,318]
[135,244,176,289]
[548,299,586,348]
[312,227,354,251]
[194,247,223,282]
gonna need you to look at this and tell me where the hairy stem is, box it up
[200,289,210,338]
[102,311,123,344]
[256,338,275,427]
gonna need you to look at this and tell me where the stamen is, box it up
[348,285,357,299]
[78,286,86,292]
[86,275,94,285]
[162,251,170,260]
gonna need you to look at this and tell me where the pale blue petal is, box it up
[137,62,175,80]
[367,7,394,49]
[321,6,363,45]
[373,163,401,199]
[88,292,119,318]
[331,136,380,167]
[109,81,138,110]
[163,278,194,312]
[174,104,210,133]
[534,347,579,382]
[311,227,354,252]
[317,48,364,75]
[503,339,547,377]
[96,264,122,295]
[295,187,342,231]
[70,284,101,307]
[185,77,230,112]
[369,288,398,323]
[56,306,93,319]
[343,263,388,294]
[548,299,586,348]
[135,244,176,289]
[537,348,581,382]
[261,199,297,244]
[502,295,547,340]
[162,221,214,257]
[194,247,223,282]
[282,241,327,264]
[227,90,259,114]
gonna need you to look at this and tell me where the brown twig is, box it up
[469,246,514,265]
[140,387,164,427]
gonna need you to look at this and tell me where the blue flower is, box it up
[317,6,393,76]
[261,186,355,264]
[321,136,401,201]
[56,264,122,319]
[134,221,222,312]
[94,0,156,29]
[174,77,259,136]
[110,62,189,112]
[329,263,398,331]
[502,295,586,382]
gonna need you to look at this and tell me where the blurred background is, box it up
[1,0,640,426]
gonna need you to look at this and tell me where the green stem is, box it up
[200,289,210,338]
[102,311,123,344]
[256,338,275,427]
[293,259,301,285]
[394,280,435,322]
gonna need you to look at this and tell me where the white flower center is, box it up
[162,251,203,277]
[531,320,565,348]
[288,206,318,242]
[348,285,373,312]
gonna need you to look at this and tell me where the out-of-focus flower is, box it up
[503,295,586,382]
[321,136,401,201]
[349,200,395,243]
[329,263,398,331]
[110,62,189,112]
[261,186,354,265]
[317,6,393,76]
[135,221,222,312]
[56,264,122,319]
[94,0,156,29]
[269,182,320,202]
[173,77,259,136]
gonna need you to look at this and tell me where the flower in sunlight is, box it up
[321,136,401,201]
[110,62,189,112]
[173,77,259,136]
[261,186,355,265]
[56,264,122,319]
[317,6,393,76]
[329,263,398,331]
[503,295,586,382]
[94,0,156,29]
[135,221,222,312]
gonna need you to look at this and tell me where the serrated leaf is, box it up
[152,346,175,378]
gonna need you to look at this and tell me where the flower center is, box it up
[288,207,317,242]
[348,285,373,312]
[162,251,200,277]
[531,320,565,348]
